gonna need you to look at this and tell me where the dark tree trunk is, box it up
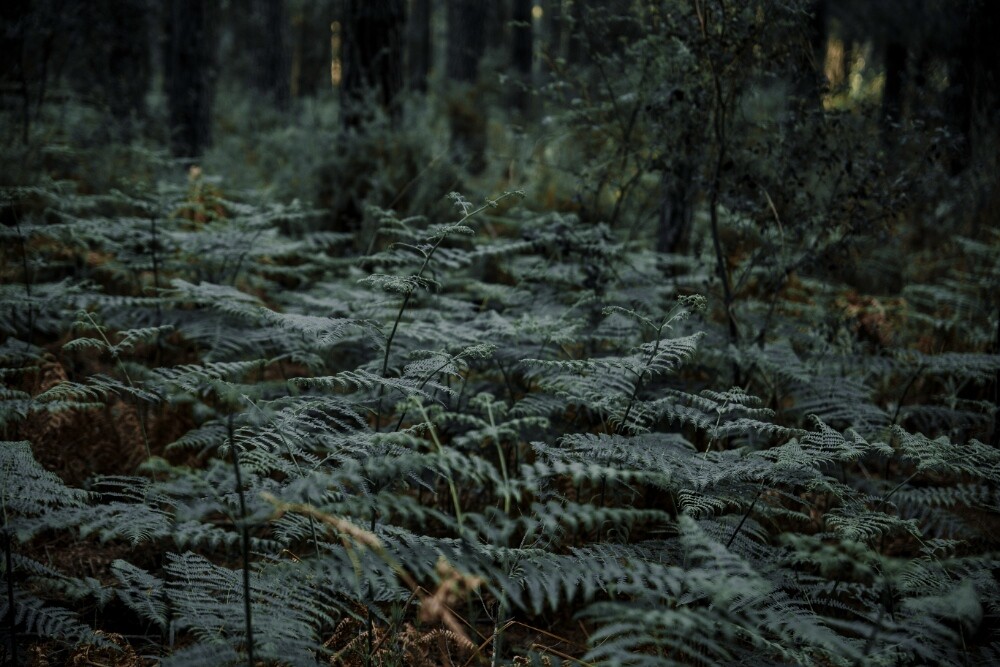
[406,0,431,92]
[291,2,334,98]
[992,311,1000,449]
[566,0,591,67]
[792,0,827,110]
[656,163,694,255]
[544,0,563,63]
[510,0,533,112]
[1,0,80,145]
[486,0,510,52]
[881,40,906,131]
[341,0,405,126]
[164,0,215,158]
[103,0,152,141]
[250,0,291,108]
[446,0,487,83]
[968,1,1000,149]
[446,0,488,173]
[0,0,32,143]
[948,0,1000,170]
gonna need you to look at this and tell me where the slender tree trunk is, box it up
[544,0,563,62]
[792,0,827,110]
[566,0,591,67]
[164,0,215,158]
[446,0,488,172]
[292,1,334,97]
[250,0,291,109]
[948,0,1000,170]
[446,0,486,83]
[341,0,405,127]
[486,0,510,52]
[103,0,152,139]
[0,0,31,143]
[510,0,533,113]
[881,40,906,132]
[406,0,431,92]
[656,162,693,255]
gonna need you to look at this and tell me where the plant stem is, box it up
[12,210,34,350]
[486,399,511,515]
[417,402,463,529]
[82,311,151,457]
[697,0,740,383]
[247,399,322,555]
[991,310,1000,449]
[228,414,255,667]
[3,531,16,667]
[375,193,522,430]
[727,486,762,548]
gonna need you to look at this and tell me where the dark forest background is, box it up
[2,0,997,230]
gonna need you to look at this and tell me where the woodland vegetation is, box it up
[1,1,999,665]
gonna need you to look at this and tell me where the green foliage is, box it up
[1,1,999,665]
[1,158,997,664]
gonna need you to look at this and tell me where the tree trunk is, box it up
[103,0,151,137]
[250,0,291,108]
[792,0,827,110]
[446,0,487,83]
[566,0,591,67]
[446,0,488,173]
[164,0,215,158]
[544,0,563,63]
[881,40,906,132]
[486,0,510,52]
[406,0,431,92]
[968,0,1000,154]
[656,163,694,255]
[291,1,334,98]
[0,0,32,143]
[948,0,1000,170]
[510,0,533,112]
[341,0,405,126]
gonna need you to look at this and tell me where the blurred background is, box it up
[0,0,997,267]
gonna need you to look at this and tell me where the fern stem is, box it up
[727,486,762,548]
[227,414,255,667]
[12,209,34,350]
[495,360,516,408]
[417,401,464,528]
[618,320,665,435]
[876,471,919,513]
[375,192,522,431]
[490,594,507,667]
[486,399,511,515]
[246,399,322,556]
[890,364,924,426]
[364,603,374,667]
[81,311,151,458]
[230,226,268,287]
[2,531,16,667]
[392,353,465,432]
[148,210,164,349]
[855,603,885,667]
[991,309,1000,449]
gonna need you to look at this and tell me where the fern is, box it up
[3,107,999,667]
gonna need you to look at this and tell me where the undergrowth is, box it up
[1,1,999,665]
[1,154,998,666]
